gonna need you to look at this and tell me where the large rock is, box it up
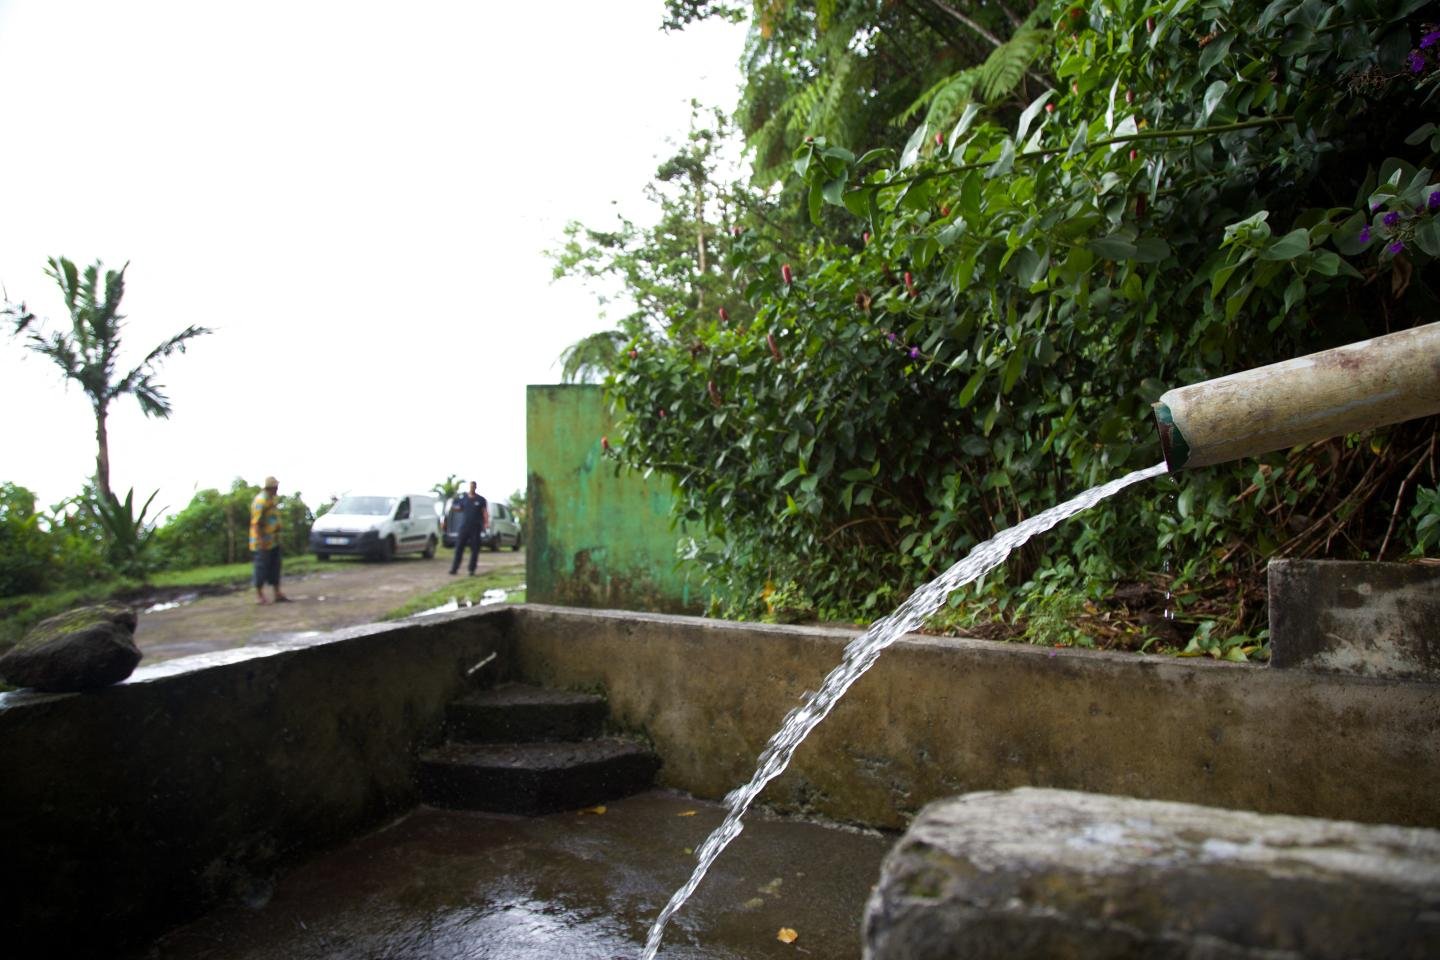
[0,604,141,692]
[864,788,1440,960]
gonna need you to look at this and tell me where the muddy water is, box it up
[137,791,891,959]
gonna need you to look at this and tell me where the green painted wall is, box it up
[526,385,700,613]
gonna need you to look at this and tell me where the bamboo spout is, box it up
[1153,322,1440,471]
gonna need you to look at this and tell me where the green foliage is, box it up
[152,478,315,569]
[507,488,529,529]
[1411,485,1440,556]
[0,484,54,597]
[91,487,162,578]
[580,0,1439,632]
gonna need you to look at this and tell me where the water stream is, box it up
[640,461,1168,958]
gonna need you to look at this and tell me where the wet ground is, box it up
[137,790,893,960]
[133,552,524,664]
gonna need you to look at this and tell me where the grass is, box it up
[382,563,526,620]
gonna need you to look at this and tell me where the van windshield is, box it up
[332,496,396,516]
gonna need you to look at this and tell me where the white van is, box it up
[309,493,442,561]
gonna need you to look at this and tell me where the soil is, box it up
[131,550,525,665]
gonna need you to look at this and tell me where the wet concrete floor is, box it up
[137,790,895,959]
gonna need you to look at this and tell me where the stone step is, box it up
[443,683,608,743]
[418,738,662,815]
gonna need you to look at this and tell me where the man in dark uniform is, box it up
[449,481,489,575]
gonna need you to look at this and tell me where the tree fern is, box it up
[978,28,1049,103]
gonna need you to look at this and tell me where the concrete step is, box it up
[418,738,662,815]
[444,683,608,743]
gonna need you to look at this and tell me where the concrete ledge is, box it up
[863,788,1440,960]
[1269,559,1440,680]
[0,606,514,956]
[510,605,1440,830]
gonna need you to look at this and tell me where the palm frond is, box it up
[559,329,628,384]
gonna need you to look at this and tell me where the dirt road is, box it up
[133,550,524,665]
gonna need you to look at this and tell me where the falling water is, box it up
[640,461,1168,959]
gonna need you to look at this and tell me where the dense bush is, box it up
[593,0,1439,649]
[0,478,316,600]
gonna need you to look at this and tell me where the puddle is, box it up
[143,593,199,614]
[412,586,523,618]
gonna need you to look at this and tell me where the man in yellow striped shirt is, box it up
[250,476,290,604]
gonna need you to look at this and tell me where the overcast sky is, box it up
[0,0,747,515]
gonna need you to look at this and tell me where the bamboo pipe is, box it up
[1152,322,1440,471]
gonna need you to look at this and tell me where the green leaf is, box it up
[948,102,982,143]
[822,176,848,206]
[1015,89,1055,148]
[1090,234,1138,260]
[1132,236,1172,263]
[960,435,989,456]
[957,368,986,407]
[986,139,1016,180]
[1065,122,1088,161]
[843,187,872,218]
[899,123,928,170]
[1197,33,1234,75]
[1202,80,1229,122]
[808,178,824,224]
[1260,228,1309,260]
[1416,218,1440,257]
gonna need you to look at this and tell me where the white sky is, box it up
[0,0,746,515]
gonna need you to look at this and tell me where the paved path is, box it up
[133,549,524,665]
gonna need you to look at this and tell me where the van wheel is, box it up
[379,536,395,562]
[489,536,500,552]
[511,535,522,552]
[422,535,436,559]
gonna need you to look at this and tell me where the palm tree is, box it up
[5,257,211,505]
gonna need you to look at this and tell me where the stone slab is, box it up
[1269,559,1440,680]
[864,788,1440,960]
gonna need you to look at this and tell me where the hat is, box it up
[263,476,279,490]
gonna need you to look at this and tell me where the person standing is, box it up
[449,480,488,576]
[250,475,289,604]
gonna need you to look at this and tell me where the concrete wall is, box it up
[5,604,1438,953]
[0,609,514,957]
[526,384,701,614]
[509,605,1440,831]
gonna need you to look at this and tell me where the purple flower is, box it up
[1359,224,1371,244]
[1383,210,1401,228]
[886,331,897,342]
[1388,239,1405,255]
[1429,190,1440,212]
[1409,50,1426,74]
[1422,29,1440,50]
[908,346,920,359]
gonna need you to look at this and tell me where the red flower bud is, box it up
[862,231,870,245]
[1129,148,1138,162]
[601,435,610,452]
[658,408,667,418]
[731,225,742,237]
[707,380,723,407]
[904,271,917,296]
[1125,88,1135,104]
[781,263,793,285]
[718,306,730,324]
[1071,81,1079,94]
[767,333,782,361]
[934,131,944,148]
[804,135,814,143]
[940,205,950,217]
[1146,16,1155,32]
[628,349,638,359]
[1045,102,1055,114]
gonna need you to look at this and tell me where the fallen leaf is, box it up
[677,810,698,817]
[758,877,784,895]
[742,897,765,910]
[777,927,799,944]
[579,805,607,815]
[683,847,693,855]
